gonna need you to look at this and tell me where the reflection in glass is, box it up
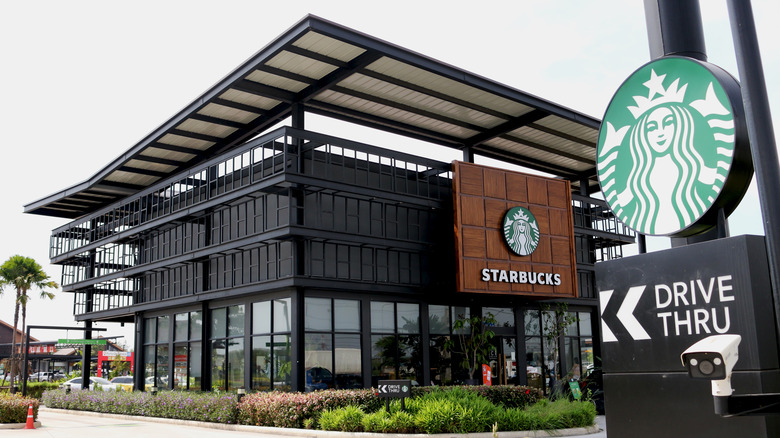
[273,335,291,391]
[157,315,170,343]
[305,298,332,331]
[174,313,188,342]
[252,301,271,334]
[524,310,540,335]
[335,334,361,389]
[274,299,291,333]
[524,336,544,392]
[189,342,202,391]
[212,308,227,339]
[174,344,187,389]
[228,305,245,337]
[252,335,271,391]
[371,334,396,385]
[398,335,422,383]
[371,302,394,333]
[156,345,169,388]
[578,312,593,336]
[211,339,226,391]
[228,338,245,389]
[484,307,514,327]
[397,303,420,334]
[144,318,156,344]
[144,345,155,387]
[428,305,450,334]
[429,335,451,385]
[190,311,203,341]
[305,333,333,390]
[334,300,360,332]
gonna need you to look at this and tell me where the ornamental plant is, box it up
[0,393,39,423]
[444,312,498,381]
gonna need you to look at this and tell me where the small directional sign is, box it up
[376,379,412,399]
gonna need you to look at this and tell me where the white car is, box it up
[61,376,116,391]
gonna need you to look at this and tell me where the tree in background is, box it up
[0,255,58,393]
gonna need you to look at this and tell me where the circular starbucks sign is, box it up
[503,207,540,256]
[597,57,752,237]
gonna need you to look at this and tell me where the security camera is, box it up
[681,334,741,396]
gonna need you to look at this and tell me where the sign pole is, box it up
[726,0,780,350]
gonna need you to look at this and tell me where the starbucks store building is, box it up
[25,16,634,393]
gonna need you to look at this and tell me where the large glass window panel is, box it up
[144,318,157,344]
[252,335,271,391]
[212,308,227,339]
[189,342,202,391]
[156,345,169,388]
[174,313,188,342]
[144,345,155,386]
[396,303,420,334]
[525,336,544,391]
[565,312,579,336]
[334,300,360,332]
[174,344,187,389]
[157,316,170,343]
[371,334,397,383]
[578,312,593,336]
[227,338,245,389]
[371,302,395,333]
[252,301,271,335]
[484,307,514,328]
[273,335,291,391]
[211,340,226,391]
[305,298,332,331]
[304,333,333,390]
[564,338,581,380]
[398,335,422,383]
[429,335,451,385]
[273,299,291,333]
[228,305,245,337]
[580,338,594,374]
[452,306,470,333]
[524,310,541,335]
[334,334,361,389]
[190,311,203,341]
[428,305,450,334]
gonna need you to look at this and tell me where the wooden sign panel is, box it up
[452,161,577,298]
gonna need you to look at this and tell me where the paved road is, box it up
[5,408,606,437]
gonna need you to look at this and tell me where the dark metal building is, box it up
[25,15,634,393]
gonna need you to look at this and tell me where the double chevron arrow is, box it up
[599,285,651,342]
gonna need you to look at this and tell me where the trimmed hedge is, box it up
[236,389,381,428]
[411,384,543,408]
[0,393,39,423]
[42,390,237,423]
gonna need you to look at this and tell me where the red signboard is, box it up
[482,364,492,386]
[28,345,56,354]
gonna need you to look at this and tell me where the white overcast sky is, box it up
[1,1,778,346]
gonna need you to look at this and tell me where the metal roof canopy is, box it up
[25,14,600,219]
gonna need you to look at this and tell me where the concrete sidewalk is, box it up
[2,408,605,438]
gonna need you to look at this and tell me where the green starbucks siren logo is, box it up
[503,207,540,256]
[597,57,749,237]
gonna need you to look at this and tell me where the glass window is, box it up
[451,306,470,332]
[228,338,245,389]
[578,312,593,336]
[565,312,579,336]
[305,298,332,331]
[252,335,271,391]
[144,318,157,344]
[273,299,291,333]
[211,339,226,391]
[144,345,155,385]
[174,344,187,389]
[212,308,227,339]
[189,342,202,391]
[334,299,360,332]
[157,316,170,343]
[273,334,292,391]
[428,305,450,334]
[190,311,203,341]
[305,333,333,390]
[371,302,395,332]
[335,334,361,389]
[174,313,188,342]
[228,305,245,337]
[396,303,419,334]
[524,310,540,335]
[484,307,514,328]
[156,345,169,387]
[253,301,271,334]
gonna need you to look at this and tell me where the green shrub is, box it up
[411,388,501,434]
[25,382,60,399]
[0,393,39,423]
[318,405,364,432]
[411,385,542,409]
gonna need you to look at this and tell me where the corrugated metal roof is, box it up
[25,14,600,219]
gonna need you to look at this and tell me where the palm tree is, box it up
[0,255,58,393]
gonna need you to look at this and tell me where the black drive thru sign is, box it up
[596,235,778,373]
[376,380,412,398]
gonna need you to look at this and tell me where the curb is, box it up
[0,421,43,430]
[40,407,601,437]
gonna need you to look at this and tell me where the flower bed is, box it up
[0,393,39,424]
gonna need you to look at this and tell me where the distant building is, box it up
[25,16,634,392]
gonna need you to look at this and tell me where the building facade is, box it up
[26,16,634,393]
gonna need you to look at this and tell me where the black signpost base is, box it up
[597,235,780,437]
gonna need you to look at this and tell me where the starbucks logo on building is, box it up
[503,207,540,256]
[597,57,751,237]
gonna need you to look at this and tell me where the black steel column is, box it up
[643,0,707,61]
[134,313,144,391]
[82,320,92,390]
[726,0,780,349]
